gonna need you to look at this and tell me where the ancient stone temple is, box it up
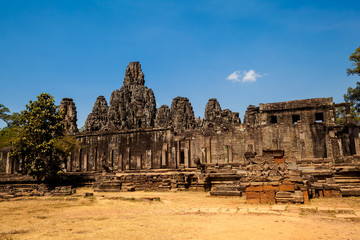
[2,61,360,203]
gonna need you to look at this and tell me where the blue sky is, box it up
[1,0,360,128]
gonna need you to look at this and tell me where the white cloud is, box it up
[227,69,264,83]
[227,71,242,82]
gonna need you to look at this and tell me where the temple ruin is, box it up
[1,61,360,203]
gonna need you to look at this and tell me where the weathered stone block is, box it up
[246,185,263,192]
[279,184,295,192]
[246,191,260,199]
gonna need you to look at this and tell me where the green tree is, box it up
[347,46,360,76]
[9,93,78,181]
[341,46,360,124]
[0,126,20,149]
[0,104,21,128]
[0,104,10,125]
[0,104,21,148]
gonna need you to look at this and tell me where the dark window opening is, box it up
[180,150,185,164]
[292,115,300,124]
[270,116,278,124]
[315,112,324,122]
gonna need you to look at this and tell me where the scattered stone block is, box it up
[83,192,94,197]
[246,191,260,199]
[335,214,359,220]
[260,190,275,204]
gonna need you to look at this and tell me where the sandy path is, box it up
[1,189,359,240]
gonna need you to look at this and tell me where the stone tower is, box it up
[59,98,78,134]
[84,96,109,132]
[107,62,157,130]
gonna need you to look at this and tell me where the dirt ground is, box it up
[1,188,360,240]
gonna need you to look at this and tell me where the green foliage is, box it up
[342,46,360,124]
[0,104,10,122]
[9,93,80,182]
[336,106,360,125]
[0,104,21,149]
[344,82,360,111]
[0,126,20,149]
[0,104,21,128]
[347,46,360,76]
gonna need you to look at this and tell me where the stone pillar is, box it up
[112,150,118,171]
[162,143,168,168]
[84,153,88,172]
[177,141,181,167]
[338,139,344,157]
[94,148,98,171]
[354,138,360,156]
[224,145,229,163]
[201,147,206,163]
[171,147,177,168]
[184,148,189,168]
[206,137,211,163]
[67,155,72,172]
[79,149,82,171]
[229,145,233,162]
[125,147,130,170]
[145,150,152,169]
[119,154,123,171]
[185,140,190,167]
[136,155,142,169]
[6,152,11,174]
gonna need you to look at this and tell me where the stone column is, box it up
[354,138,360,156]
[177,141,181,167]
[84,153,88,172]
[137,155,142,169]
[229,145,233,162]
[201,147,206,164]
[224,145,229,163]
[125,147,130,170]
[184,148,189,168]
[206,137,211,163]
[162,143,168,168]
[6,152,11,174]
[171,147,177,169]
[67,155,72,172]
[119,154,123,171]
[145,150,152,169]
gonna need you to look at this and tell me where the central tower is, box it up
[107,62,156,130]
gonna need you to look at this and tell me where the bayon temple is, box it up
[1,62,360,203]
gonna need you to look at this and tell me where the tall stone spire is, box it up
[59,98,78,134]
[107,61,156,130]
[123,62,145,86]
[84,96,109,132]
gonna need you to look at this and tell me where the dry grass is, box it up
[1,188,360,240]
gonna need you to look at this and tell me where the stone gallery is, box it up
[1,62,360,203]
